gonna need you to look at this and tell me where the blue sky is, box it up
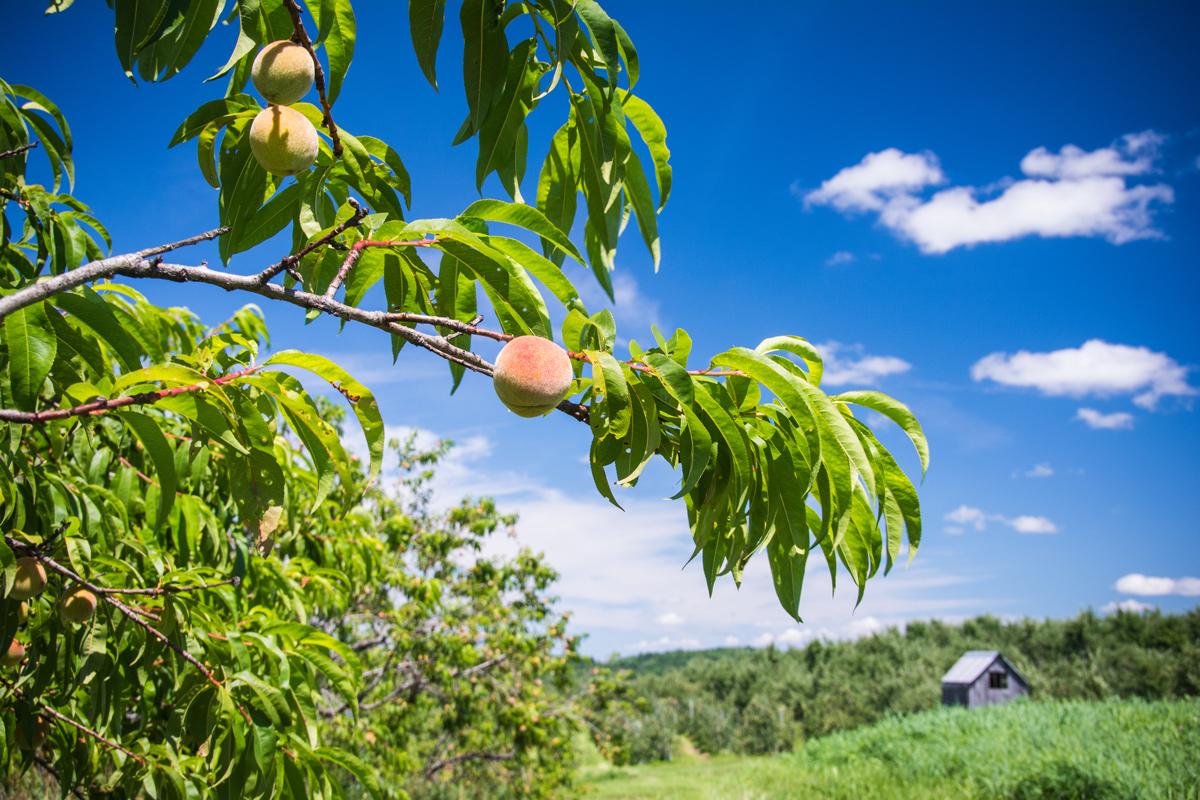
[4,2,1199,655]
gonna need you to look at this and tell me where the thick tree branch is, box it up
[282,0,343,157]
[0,227,228,321]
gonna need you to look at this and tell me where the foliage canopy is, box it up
[0,1,928,795]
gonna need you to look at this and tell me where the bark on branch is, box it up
[282,0,343,157]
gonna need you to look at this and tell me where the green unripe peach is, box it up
[15,715,49,750]
[492,336,574,417]
[249,105,319,177]
[1,639,25,667]
[9,558,47,601]
[59,587,97,625]
[252,41,315,104]
[17,601,28,625]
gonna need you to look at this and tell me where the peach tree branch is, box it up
[0,366,260,424]
[282,0,343,157]
[0,675,147,765]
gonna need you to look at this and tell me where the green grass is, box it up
[577,698,1200,799]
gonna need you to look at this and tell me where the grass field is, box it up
[577,698,1200,799]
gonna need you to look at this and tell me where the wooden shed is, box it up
[941,650,1029,708]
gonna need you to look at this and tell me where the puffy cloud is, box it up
[825,250,855,267]
[945,505,988,532]
[1075,408,1135,430]
[971,339,1195,410]
[803,148,945,212]
[1024,463,1054,478]
[1101,599,1154,614]
[1019,131,1162,179]
[804,133,1173,254]
[945,506,1057,535]
[817,341,911,386]
[1115,574,1200,597]
[1008,515,1058,535]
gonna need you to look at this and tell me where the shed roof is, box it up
[941,650,1029,687]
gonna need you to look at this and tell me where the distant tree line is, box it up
[580,609,1200,764]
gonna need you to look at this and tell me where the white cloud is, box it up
[1024,463,1054,478]
[824,250,856,267]
[971,339,1195,410]
[1008,515,1058,535]
[1019,131,1162,179]
[804,133,1174,254]
[631,636,702,653]
[1101,598,1154,614]
[945,506,1057,535]
[722,635,740,647]
[945,505,988,532]
[656,612,685,626]
[1115,573,1200,597]
[817,341,911,386]
[803,148,945,212]
[1075,408,1135,430]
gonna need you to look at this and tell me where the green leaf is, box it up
[835,390,929,475]
[169,95,256,147]
[460,0,508,133]
[409,0,447,89]
[3,301,57,410]
[311,0,356,103]
[484,236,582,311]
[618,90,671,211]
[536,121,580,263]
[261,351,384,487]
[475,39,537,192]
[463,198,583,264]
[574,0,621,91]
[623,148,660,269]
[53,286,144,372]
[756,336,824,386]
[314,747,382,800]
[117,410,177,527]
[587,350,632,438]
[233,183,301,253]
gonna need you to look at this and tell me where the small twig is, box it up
[323,237,441,300]
[281,0,343,157]
[99,577,241,596]
[0,676,146,765]
[257,199,367,284]
[134,227,229,258]
[0,366,259,424]
[0,142,38,160]
[424,749,516,780]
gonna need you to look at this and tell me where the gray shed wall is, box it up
[967,667,1027,707]
[942,658,1028,708]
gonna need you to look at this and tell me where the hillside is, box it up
[580,698,1200,799]
[581,609,1200,763]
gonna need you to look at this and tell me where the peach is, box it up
[492,336,574,417]
[251,41,315,104]
[15,715,49,750]
[59,587,97,624]
[1,639,24,667]
[9,558,46,601]
[249,105,319,177]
